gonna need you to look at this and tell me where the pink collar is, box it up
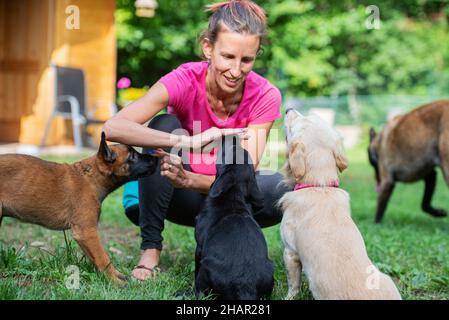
[294,180,340,191]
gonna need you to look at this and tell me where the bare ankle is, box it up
[139,249,161,266]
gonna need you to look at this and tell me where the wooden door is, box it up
[0,0,51,142]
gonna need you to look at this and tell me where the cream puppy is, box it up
[279,109,401,300]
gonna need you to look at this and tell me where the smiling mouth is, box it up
[224,75,241,84]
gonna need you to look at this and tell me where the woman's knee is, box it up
[144,114,183,154]
[256,170,290,198]
[254,170,291,228]
[124,204,140,226]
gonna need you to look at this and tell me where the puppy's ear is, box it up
[369,127,377,143]
[98,131,117,163]
[288,141,306,181]
[333,139,348,173]
[209,172,233,198]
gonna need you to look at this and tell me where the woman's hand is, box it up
[156,149,191,189]
[177,127,249,152]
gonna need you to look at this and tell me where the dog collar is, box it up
[294,180,340,191]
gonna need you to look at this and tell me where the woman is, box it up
[104,0,289,281]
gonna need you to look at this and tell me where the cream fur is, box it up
[279,110,401,300]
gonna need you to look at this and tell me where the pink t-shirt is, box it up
[159,61,282,175]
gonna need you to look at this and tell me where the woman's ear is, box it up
[333,138,348,172]
[288,141,306,181]
[201,38,213,60]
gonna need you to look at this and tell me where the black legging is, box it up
[130,114,290,251]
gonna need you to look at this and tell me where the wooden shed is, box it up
[0,0,116,146]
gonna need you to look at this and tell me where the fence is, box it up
[284,95,449,127]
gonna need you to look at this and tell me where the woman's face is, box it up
[203,28,260,95]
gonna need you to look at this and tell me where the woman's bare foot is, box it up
[132,249,161,281]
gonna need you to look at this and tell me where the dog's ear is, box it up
[98,131,117,163]
[333,138,348,173]
[369,127,377,143]
[209,171,234,198]
[288,141,306,181]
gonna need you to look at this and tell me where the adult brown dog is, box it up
[368,100,449,223]
[0,132,157,284]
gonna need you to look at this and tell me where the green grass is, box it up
[1,144,448,300]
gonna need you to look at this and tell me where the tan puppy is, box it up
[279,109,401,300]
[0,133,157,285]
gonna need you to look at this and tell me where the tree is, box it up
[116,0,449,96]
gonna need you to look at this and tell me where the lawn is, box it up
[0,143,448,300]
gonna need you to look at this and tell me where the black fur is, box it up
[194,136,274,300]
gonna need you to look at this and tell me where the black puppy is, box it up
[194,136,274,300]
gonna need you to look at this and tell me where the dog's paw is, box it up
[428,208,448,218]
[285,290,299,300]
[117,272,129,282]
[108,270,129,286]
[112,276,128,287]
